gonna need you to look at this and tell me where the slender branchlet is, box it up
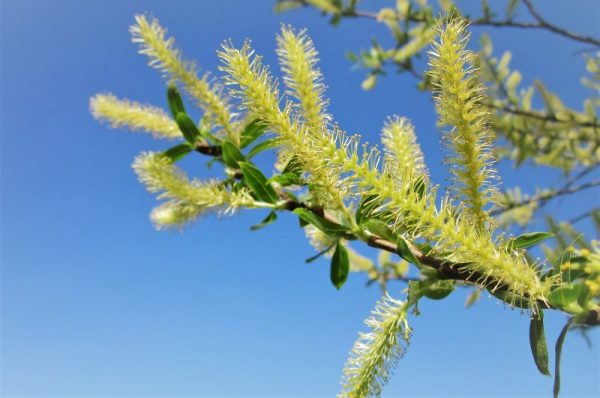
[130,15,237,142]
[381,116,428,179]
[428,18,500,231]
[276,25,331,130]
[339,294,411,398]
[90,94,181,140]
[132,152,256,229]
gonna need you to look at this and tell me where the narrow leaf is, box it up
[247,138,278,158]
[508,232,554,250]
[547,284,582,308]
[175,112,202,145]
[554,318,575,398]
[167,84,186,118]
[422,280,454,300]
[240,119,267,148]
[305,241,336,263]
[330,242,349,289]
[250,211,277,231]
[363,219,396,242]
[268,172,304,187]
[397,236,420,266]
[162,143,192,162]
[221,140,246,168]
[529,315,550,376]
[238,162,279,204]
[293,208,350,237]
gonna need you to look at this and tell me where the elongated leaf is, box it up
[529,315,550,376]
[554,318,575,398]
[397,236,420,266]
[547,284,582,308]
[247,138,278,158]
[163,143,192,162]
[250,211,277,231]
[422,280,454,300]
[167,84,186,118]
[268,172,304,187]
[238,162,279,204]
[175,112,202,145]
[221,140,246,168]
[363,219,396,242]
[355,194,380,225]
[293,208,350,237]
[305,241,336,263]
[240,119,267,148]
[330,242,349,289]
[282,155,302,175]
[508,232,554,250]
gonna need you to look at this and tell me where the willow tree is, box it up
[90,5,599,398]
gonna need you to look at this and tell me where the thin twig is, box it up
[492,179,600,216]
[522,0,600,47]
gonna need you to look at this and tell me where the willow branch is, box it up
[522,0,600,47]
[492,179,600,216]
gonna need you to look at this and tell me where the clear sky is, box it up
[1,1,599,397]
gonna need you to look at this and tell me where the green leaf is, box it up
[221,140,246,168]
[363,219,396,242]
[397,235,420,266]
[293,208,350,237]
[553,318,575,398]
[268,172,304,187]
[465,289,481,308]
[274,0,302,13]
[529,315,550,376]
[508,232,554,250]
[355,194,380,225]
[547,284,582,308]
[306,0,341,14]
[577,283,592,309]
[305,241,336,263]
[330,242,349,290]
[162,143,193,162]
[175,112,202,145]
[282,156,303,175]
[240,119,267,148]
[238,162,279,204]
[412,176,426,200]
[422,280,454,300]
[250,211,277,231]
[167,84,186,119]
[247,138,278,158]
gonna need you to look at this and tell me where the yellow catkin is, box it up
[428,18,500,231]
[381,116,428,179]
[132,152,254,228]
[130,15,238,143]
[276,26,330,130]
[90,94,180,140]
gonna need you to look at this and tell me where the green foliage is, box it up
[91,6,600,397]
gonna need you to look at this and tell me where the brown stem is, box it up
[492,179,600,216]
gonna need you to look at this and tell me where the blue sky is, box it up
[1,1,599,397]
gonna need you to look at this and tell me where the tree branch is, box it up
[492,179,600,216]
[522,0,600,47]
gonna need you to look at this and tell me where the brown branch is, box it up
[492,179,600,216]
[187,126,599,326]
[338,1,600,47]
[487,104,600,130]
[522,0,600,47]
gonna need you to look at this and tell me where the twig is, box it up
[522,0,600,47]
[492,179,600,216]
